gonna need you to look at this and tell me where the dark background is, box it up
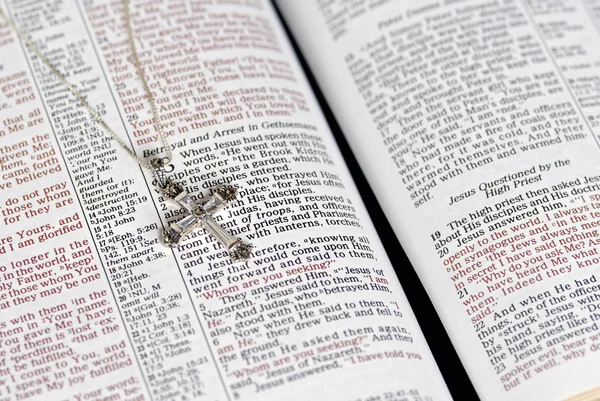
[271,2,480,399]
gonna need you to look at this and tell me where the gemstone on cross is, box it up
[161,185,253,261]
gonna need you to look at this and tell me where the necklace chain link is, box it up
[0,0,172,171]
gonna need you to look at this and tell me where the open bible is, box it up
[0,0,599,400]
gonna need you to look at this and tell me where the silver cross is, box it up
[151,160,253,261]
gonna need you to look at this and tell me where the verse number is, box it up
[432,231,449,258]
[494,363,506,374]
[474,321,485,332]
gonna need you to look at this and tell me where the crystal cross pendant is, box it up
[151,159,253,261]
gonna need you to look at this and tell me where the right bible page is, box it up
[276,0,600,400]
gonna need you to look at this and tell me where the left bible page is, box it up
[0,1,451,401]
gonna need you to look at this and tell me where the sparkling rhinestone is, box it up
[175,192,198,213]
[203,194,225,215]
[174,214,198,234]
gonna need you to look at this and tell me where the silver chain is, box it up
[0,0,172,171]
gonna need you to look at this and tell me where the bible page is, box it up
[275,0,600,400]
[0,0,451,400]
